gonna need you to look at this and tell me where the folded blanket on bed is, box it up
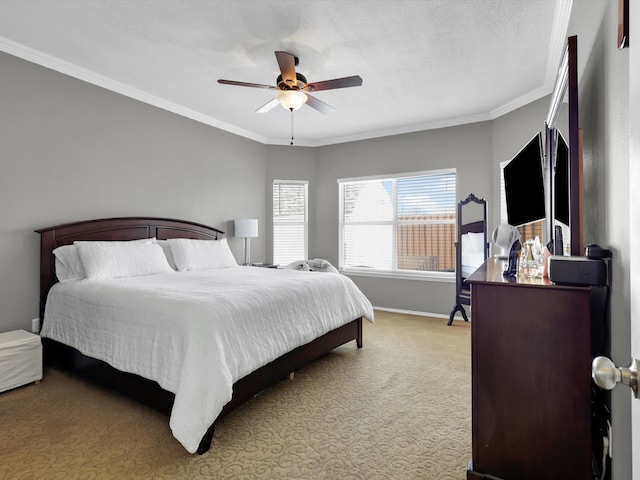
[285,259,338,273]
[41,266,373,453]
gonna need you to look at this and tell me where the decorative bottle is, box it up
[503,240,522,277]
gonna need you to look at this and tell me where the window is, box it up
[338,170,456,279]
[273,180,308,266]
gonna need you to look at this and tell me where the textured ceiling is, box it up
[0,0,571,146]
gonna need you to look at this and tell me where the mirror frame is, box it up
[545,35,582,256]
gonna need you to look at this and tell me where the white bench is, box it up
[0,329,42,393]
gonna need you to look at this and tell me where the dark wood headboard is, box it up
[35,217,225,319]
[460,220,485,236]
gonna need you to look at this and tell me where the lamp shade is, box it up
[276,90,307,111]
[234,219,258,238]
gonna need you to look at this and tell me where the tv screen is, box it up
[504,133,546,227]
[554,132,570,226]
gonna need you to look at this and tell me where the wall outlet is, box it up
[31,318,41,334]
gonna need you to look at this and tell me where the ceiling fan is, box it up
[218,51,363,114]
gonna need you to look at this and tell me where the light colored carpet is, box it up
[0,311,471,479]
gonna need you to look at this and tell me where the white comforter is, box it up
[41,266,374,453]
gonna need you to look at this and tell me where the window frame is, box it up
[338,169,456,283]
[272,179,308,266]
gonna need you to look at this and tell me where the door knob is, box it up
[592,356,639,398]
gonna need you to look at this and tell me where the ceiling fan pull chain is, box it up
[290,108,294,146]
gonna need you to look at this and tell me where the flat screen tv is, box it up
[504,132,546,227]
[554,132,570,226]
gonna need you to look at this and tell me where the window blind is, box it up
[273,181,308,265]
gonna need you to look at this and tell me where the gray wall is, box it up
[490,96,553,231]
[312,104,547,315]
[264,145,317,264]
[0,51,267,332]
[0,47,555,331]
[312,125,494,315]
[268,118,537,316]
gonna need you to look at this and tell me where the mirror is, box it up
[448,193,488,325]
[545,35,582,256]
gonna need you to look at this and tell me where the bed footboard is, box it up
[44,317,363,455]
[197,317,363,453]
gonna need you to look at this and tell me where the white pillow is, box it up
[168,238,237,271]
[156,240,178,270]
[74,239,174,280]
[461,232,485,272]
[53,244,86,282]
[461,232,484,252]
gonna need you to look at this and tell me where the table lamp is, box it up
[234,219,258,265]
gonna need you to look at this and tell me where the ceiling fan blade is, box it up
[256,98,280,113]
[218,79,276,90]
[305,94,335,114]
[305,75,363,92]
[275,51,297,86]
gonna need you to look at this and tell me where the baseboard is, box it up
[373,306,471,321]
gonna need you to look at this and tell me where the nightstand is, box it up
[0,330,43,393]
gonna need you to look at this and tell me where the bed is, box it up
[447,194,488,326]
[36,217,374,454]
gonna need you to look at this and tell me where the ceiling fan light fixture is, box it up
[277,90,307,111]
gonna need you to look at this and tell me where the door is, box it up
[630,4,640,478]
[599,5,640,478]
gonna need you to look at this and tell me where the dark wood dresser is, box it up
[466,258,609,480]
